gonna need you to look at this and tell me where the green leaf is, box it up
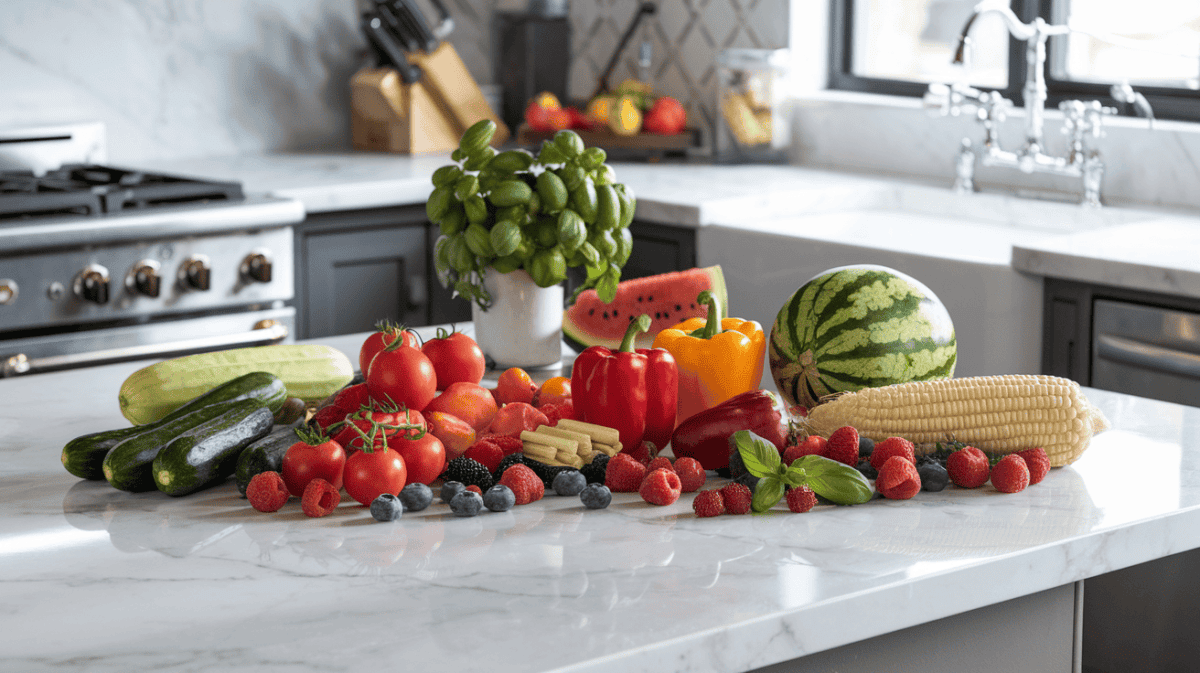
[734,430,781,478]
[792,455,874,505]
[782,463,808,489]
[751,476,785,513]
[597,268,619,303]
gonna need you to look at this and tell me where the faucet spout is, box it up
[953,0,1039,64]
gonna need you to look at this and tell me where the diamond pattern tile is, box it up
[699,0,740,48]
[747,0,789,49]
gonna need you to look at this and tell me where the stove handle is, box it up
[0,321,289,377]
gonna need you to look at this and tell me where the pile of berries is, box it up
[604,454,707,506]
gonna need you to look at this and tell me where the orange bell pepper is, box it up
[651,290,765,426]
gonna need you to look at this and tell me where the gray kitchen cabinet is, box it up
[624,220,697,279]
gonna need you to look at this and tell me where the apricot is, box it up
[422,382,498,432]
[495,367,537,405]
[424,411,476,460]
[535,376,572,407]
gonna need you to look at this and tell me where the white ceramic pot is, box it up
[472,267,563,369]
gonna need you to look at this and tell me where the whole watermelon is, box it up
[769,265,956,410]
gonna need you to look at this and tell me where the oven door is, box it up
[1091,298,1200,406]
[0,306,294,377]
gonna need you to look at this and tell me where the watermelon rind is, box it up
[563,265,727,351]
[769,264,956,410]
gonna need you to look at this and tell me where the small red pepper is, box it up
[670,389,788,470]
[571,314,679,452]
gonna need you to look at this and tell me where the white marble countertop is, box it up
[4,329,1200,672]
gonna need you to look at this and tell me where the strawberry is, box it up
[991,454,1030,493]
[624,440,658,465]
[463,439,504,472]
[605,453,647,492]
[692,489,725,517]
[673,457,707,492]
[870,436,915,470]
[246,471,290,513]
[480,434,524,456]
[947,446,990,488]
[639,468,682,506]
[646,456,675,474]
[1016,447,1050,485]
[720,482,753,515]
[876,456,921,500]
[784,435,826,465]
[822,426,859,466]
[785,485,817,513]
[499,464,544,505]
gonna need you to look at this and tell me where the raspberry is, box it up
[720,482,753,515]
[991,454,1030,493]
[639,468,682,506]
[822,426,859,466]
[646,456,674,474]
[466,484,483,496]
[1016,447,1050,485]
[947,446,990,488]
[463,439,504,472]
[246,471,290,513]
[673,457,707,492]
[311,404,348,432]
[480,434,524,456]
[301,478,340,517]
[499,464,544,505]
[876,455,921,500]
[870,437,916,471]
[692,489,725,517]
[605,453,647,492]
[784,436,826,465]
[785,485,817,513]
[539,402,569,426]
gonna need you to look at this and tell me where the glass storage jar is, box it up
[715,48,791,163]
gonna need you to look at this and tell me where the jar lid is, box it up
[717,48,791,72]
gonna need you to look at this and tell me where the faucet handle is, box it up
[923,83,952,115]
[1060,99,1116,140]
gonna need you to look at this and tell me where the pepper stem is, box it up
[620,314,652,352]
[696,290,722,340]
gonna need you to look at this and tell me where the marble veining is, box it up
[3,329,1200,672]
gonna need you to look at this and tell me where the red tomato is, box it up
[421,329,486,388]
[366,344,438,411]
[643,96,687,135]
[343,446,407,506]
[359,324,420,375]
[334,405,426,452]
[389,432,446,486]
[281,433,346,497]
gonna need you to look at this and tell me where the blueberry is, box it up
[580,483,612,509]
[858,437,875,458]
[399,483,433,512]
[856,460,878,480]
[552,469,587,496]
[449,490,484,517]
[482,484,516,512]
[369,493,403,522]
[918,462,949,492]
[440,480,466,504]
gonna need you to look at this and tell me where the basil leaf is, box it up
[796,456,874,505]
[734,430,781,478]
[782,463,809,489]
[751,476,785,513]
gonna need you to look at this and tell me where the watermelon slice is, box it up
[563,265,727,350]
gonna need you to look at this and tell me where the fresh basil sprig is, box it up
[733,430,874,512]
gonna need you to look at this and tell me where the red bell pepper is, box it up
[670,389,788,470]
[571,314,678,452]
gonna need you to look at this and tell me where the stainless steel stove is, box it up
[0,124,303,376]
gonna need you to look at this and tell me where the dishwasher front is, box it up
[1091,298,1200,407]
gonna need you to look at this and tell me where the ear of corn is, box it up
[802,374,1109,467]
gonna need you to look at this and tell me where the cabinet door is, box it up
[301,222,427,339]
[625,220,697,279]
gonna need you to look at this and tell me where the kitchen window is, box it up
[829,0,1200,122]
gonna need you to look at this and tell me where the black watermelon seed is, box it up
[675,304,682,311]
[588,309,595,316]
[638,296,644,302]
[603,311,609,319]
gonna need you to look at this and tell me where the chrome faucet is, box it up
[924,0,1152,207]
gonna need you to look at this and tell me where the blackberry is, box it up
[918,462,949,492]
[580,453,609,484]
[856,460,878,480]
[440,481,466,504]
[524,458,574,488]
[580,483,612,509]
[482,484,515,512]
[858,437,875,458]
[449,490,484,517]
[552,469,587,496]
[400,483,433,512]
[493,453,528,482]
[370,493,403,521]
[442,456,495,492]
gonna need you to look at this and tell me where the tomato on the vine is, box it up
[332,403,425,452]
[366,343,438,411]
[359,323,420,375]
[343,445,408,506]
[280,428,346,497]
[421,327,486,388]
[388,432,446,486]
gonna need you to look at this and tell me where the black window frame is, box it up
[829,0,1200,123]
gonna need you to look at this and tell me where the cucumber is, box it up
[152,400,275,497]
[234,421,303,497]
[63,372,286,481]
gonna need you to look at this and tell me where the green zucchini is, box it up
[234,420,303,497]
[152,400,274,497]
[62,372,287,481]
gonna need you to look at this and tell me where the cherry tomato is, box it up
[281,429,346,497]
[359,324,420,375]
[535,376,572,407]
[421,328,486,388]
[343,446,407,506]
[333,405,426,452]
[388,432,446,486]
[367,344,438,411]
[495,367,537,405]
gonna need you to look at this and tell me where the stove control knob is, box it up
[74,264,110,305]
[178,255,211,292]
[240,251,273,284]
[127,260,162,298]
[0,279,17,305]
